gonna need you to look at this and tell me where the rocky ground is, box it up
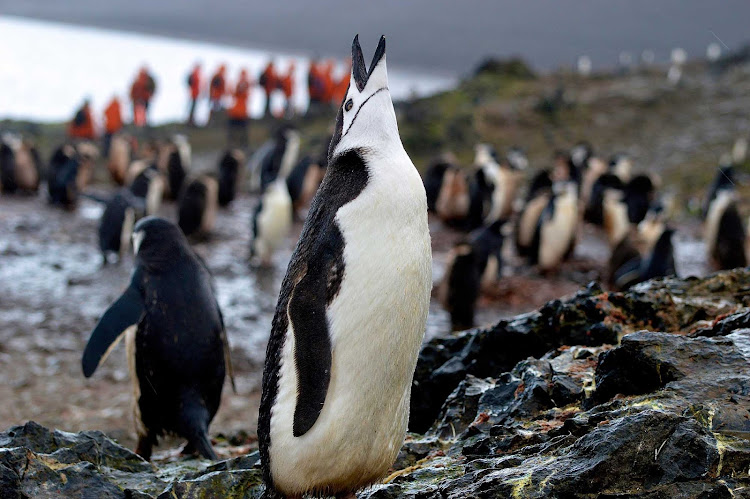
[1,269,749,497]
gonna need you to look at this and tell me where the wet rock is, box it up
[410,270,750,433]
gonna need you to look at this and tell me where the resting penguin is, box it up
[434,165,470,224]
[81,216,235,460]
[702,164,735,219]
[217,148,245,207]
[99,188,145,264]
[258,35,432,497]
[178,175,219,239]
[623,173,657,224]
[477,144,526,223]
[583,172,624,226]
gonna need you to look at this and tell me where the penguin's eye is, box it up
[345,99,353,112]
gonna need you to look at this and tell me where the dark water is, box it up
[2,0,749,74]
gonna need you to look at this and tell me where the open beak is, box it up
[351,35,386,91]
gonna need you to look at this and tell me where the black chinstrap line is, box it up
[342,87,389,139]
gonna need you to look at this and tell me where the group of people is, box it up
[66,57,353,150]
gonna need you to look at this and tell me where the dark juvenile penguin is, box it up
[178,175,219,239]
[217,148,245,207]
[439,241,480,331]
[439,219,505,331]
[158,134,191,199]
[99,188,145,264]
[258,35,432,497]
[623,174,656,224]
[47,144,81,208]
[82,217,234,460]
[423,155,454,213]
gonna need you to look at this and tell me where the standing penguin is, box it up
[98,188,145,264]
[178,175,219,239]
[531,181,579,272]
[258,35,432,497]
[158,134,191,199]
[82,217,234,460]
[47,144,81,208]
[217,149,245,207]
[250,176,293,267]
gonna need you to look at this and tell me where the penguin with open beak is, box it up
[82,216,235,460]
[258,35,432,498]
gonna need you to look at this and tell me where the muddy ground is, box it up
[0,167,710,456]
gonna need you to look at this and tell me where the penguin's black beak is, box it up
[352,35,368,92]
[351,34,386,92]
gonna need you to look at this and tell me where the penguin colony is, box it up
[0,35,748,499]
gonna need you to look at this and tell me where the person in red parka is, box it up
[102,96,123,155]
[187,63,202,125]
[259,61,278,118]
[68,99,96,141]
[278,62,295,117]
[131,67,156,127]
[227,69,252,148]
[209,64,227,120]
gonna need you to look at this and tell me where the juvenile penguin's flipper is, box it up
[287,225,343,437]
[82,285,144,377]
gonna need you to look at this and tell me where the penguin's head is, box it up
[132,216,190,268]
[329,35,394,159]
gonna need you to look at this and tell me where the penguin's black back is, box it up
[167,150,186,199]
[129,164,158,199]
[643,229,676,280]
[178,179,208,236]
[0,142,17,193]
[47,146,79,206]
[625,174,654,224]
[584,173,623,226]
[467,168,493,230]
[446,245,480,331]
[703,166,735,219]
[285,155,313,206]
[609,238,642,290]
[260,128,289,191]
[134,254,225,454]
[218,150,241,207]
[526,170,553,201]
[714,203,747,269]
[470,219,504,278]
[99,190,136,255]
[424,160,451,213]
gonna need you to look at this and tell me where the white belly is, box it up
[269,160,432,495]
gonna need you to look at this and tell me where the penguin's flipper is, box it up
[82,285,144,377]
[287,227,342,438]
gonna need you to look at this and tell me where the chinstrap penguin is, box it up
[258,35,432,497]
